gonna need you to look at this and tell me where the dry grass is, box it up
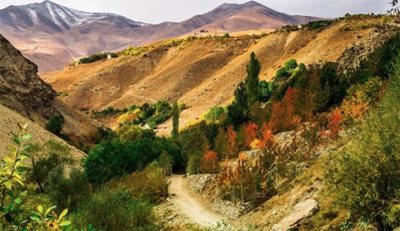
[0,104,85,159]
[42,19,378,135]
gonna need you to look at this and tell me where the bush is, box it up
[284,59,298,70]
[123,46,148,56]
[326,59,400,229]
[92,127,116,144]
[117,124,155,143]
[304,20,333,30]
[29,139,72,192]
[203,106,226,123]
[93,107,124,118]
[259,80,272,102]
[275,67,289,80]
[72,188,158,231]
[113,163,168,203]
[46,115,64,135]
[47,166,90,211]
[79,52,117,64]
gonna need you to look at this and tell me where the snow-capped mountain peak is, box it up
[0,0,148,31]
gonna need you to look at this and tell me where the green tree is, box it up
[46,115,64,135]
[228,82,249,126]
[29,140,72,192]
[171,100,180,139]
[245,52,261,108]
[84,140,135,185]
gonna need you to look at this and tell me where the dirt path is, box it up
[168,175,224,227]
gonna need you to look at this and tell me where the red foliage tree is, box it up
[203,150,218,173]
[269,87,301,132]
[226,126,237,159]
[259,122,274,149]
[328,109,342,139]
[244,122,259,148]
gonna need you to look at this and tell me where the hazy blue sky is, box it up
[0,0,391,24]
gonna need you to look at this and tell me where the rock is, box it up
[337,26,399,74]
[187,174,216,194]
[0,34,57,118]
[211,198,253,219]
[272,199,319,231]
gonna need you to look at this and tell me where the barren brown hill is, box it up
[42,18,387,134]
[0,1,317,72]
[0,103,85,158]
[0,32,97,144]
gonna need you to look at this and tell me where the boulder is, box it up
[272,199,319,231]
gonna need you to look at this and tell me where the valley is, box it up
[1,1,400,231]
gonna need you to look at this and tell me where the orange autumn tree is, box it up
[269,87,300,132]
[328,108,342,139]
[258,123,275,149]
[202,150,218,174]
[226,126,237,159]
[244,122,258,148]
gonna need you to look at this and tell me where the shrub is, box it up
[113,163,168,203]
[123,46,148,56]
[304,20,333,30]
[47,166,90,211]
[117,124,155,142]
[284,59,298,70]
[259,80,272,102]
[92,127,116,144]
[203,106,226,123]
[275,67,289,80]
[46,115,64,135]
[29,139,73,192]
[72,188,158,231]
[78,52,117,64]
[93,107,124,118]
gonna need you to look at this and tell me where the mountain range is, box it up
[0,0,319,72]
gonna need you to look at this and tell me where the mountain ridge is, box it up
[0,1,319,72]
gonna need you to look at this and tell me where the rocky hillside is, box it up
[42,17,397,134]
[0,1,318,72]
[0,32,97,145]
[0,33,57,118]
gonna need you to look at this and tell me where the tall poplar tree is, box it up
[171,101,180,139]
[245,52,261,108]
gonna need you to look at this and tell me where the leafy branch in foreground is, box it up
[0,124,71,230]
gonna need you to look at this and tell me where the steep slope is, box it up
[0,33,56,118]
[0,32,97,143]
[0,103,84,158]
[0,32,86,157]
[0,0,148,72]
[0,1,318,72]
[42,18,391,134]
